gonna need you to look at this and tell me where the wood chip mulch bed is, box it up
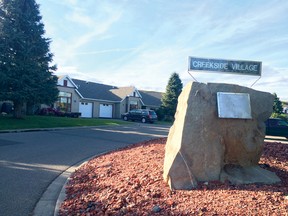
[59,138,288,216]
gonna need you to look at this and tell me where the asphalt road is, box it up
[0,124,170,216]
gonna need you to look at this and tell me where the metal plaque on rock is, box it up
[217,92,252,119]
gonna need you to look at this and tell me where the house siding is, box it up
[115,103,122,118]
[55,76,162,119]
[119,99,127,118]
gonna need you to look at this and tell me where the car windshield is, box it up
[278,120,288,126]
[149,111,156,115]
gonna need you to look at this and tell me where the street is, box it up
[0,124,170,216]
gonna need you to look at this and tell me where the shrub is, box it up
[271,112,288,121]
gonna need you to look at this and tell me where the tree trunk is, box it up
[13,101,24,119]
[26,102,36,115]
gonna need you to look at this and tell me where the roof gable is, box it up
[111,86,140,99]
[58,75,77,88]
[139,90,163,107]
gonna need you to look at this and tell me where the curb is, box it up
[33,152,110,216]
[0,124,131,134]
[0,126,96,134]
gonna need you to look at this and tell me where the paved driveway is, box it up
[0,124,170,216]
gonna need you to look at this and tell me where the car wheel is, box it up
[141,118,146,123]
[123,116,128,121]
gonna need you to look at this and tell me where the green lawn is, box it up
[0,115,129,131]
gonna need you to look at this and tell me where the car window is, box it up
[278,120,288,126]
[135,110,142,114]
[269,119,278,126]
[149,111,156,115]
[130,110,136,114]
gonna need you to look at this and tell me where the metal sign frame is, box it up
[187,56,262,87]
[188,56,262,76]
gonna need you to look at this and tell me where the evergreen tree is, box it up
[0,0,58,118]
[272,93,283,114]
[161,72,183,120]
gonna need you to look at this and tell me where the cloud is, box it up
[66,9,95,27]
[63,0,78,5]
[83,46,189,92]
[41,0,288,101]
[72,48,137,56]
[254,66,288,99]
[182,64,288,101]
[47,2,125,68]
[56,66,102,83]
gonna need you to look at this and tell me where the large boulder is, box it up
[163,82,281,190]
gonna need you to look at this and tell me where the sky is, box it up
[37,0,288,101]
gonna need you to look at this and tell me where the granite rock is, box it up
[163,82,281,190]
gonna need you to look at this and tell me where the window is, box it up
[135,110,142,114]
[64,80,68,87]
[130,110,136,114]
[129,100,138,110]
[278,120,288,126]
[56,92,72,112]
[270,119,277,126]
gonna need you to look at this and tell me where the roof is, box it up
[139,90,163,107]
[70,78,163,106]
[111,86,135,99]
[72,79,124,101]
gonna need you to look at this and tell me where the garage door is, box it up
[99,104,113,118]
[79,102,93,118]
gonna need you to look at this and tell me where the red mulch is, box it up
[59,138,288,216]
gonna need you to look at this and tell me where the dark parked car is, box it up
[265,118,288,139]
[1,102,13,114]
[121,109,158,123]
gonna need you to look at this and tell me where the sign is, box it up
[217,92,252,119]
[189,57,262,76]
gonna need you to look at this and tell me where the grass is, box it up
[0,115,130,131]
